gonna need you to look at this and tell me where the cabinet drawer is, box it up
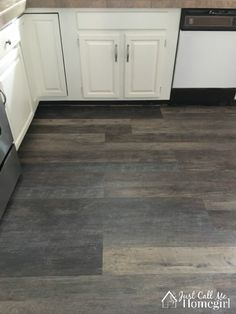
[77,11,171,30]
[0,20,21,59]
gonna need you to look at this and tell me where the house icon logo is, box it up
[161,291,178,308]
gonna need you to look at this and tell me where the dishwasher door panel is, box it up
[173,31,236,88]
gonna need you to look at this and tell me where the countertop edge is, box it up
[26,0,236,9]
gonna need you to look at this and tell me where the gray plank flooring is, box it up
[0,104,236,313]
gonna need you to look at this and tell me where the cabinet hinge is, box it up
[81,85,83,95]
[164,39,167,47]
[159,86,162,94]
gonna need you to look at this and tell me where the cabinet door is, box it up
[0,47,33,149]
[23,14,67,99]
[79,32,120,98]
[125,32,165,98]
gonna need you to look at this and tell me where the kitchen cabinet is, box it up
[125,32,165,98]
[79,32,121,98]
[79,31,165,99]
[22,13,67,102]
[77,10,180,100]
[18,9,180,102]
[0,46,33,149]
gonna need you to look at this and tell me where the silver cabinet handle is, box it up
[126,44,130,63]
[0,89,6,106]
[115,44,118,62]
[5,40,12,46]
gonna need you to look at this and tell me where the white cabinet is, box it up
[0,46,33,149]
[125,32,165,98]
[77,10,180,100]
[79,33,120,98]
[19,9,180,101]
[79,31,166,99]
[22,14,67,101]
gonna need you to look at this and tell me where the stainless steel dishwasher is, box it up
[0,90,21,220]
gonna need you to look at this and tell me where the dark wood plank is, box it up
[0,198,103,277]
[0,273,216,313]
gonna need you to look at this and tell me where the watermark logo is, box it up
[161,291,177,309]
[161,290,231,311]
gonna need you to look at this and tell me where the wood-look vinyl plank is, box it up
[103,247,236,275]
[21,132,105,146]
[104,166,235,180]
[161,105,236,114]
[213,273,236,291]
[21,142,236,154]
[31,118,131,126]
[18,163,106,186]
[103,142,236,151]
[161,113,236,122]
[19,150,177,164]
[204,200,236,211]
[3,199,102,228]
[131,118,236,134]
[0,274,214,314]
[100,198,236,247]
[0,274,213,300]
[104,169,236,195]
[204,193,236,205]
[0,300,178,314]
[0,229,103,277]
[0,198,103,277]
[208,211,236,230]
[104,185,236,199]
[9,197,227,248]
[174,150,236,172]
[6,197,235,248]
[28,123,132,135]
[106,132,236,143]
[12,185,104,199]
[103,163,180,178]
